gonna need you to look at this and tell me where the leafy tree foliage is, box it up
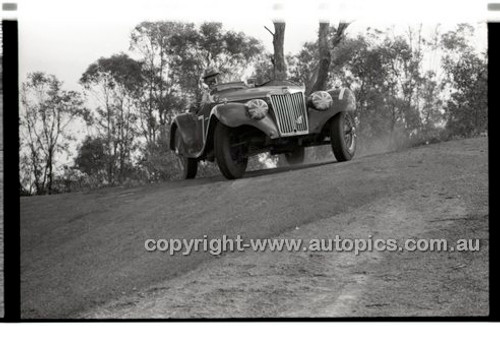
[80,53,143,184]
[441,24,487,137]
[252,53,275,84]
[20,72,86,194]
[130,21,197,141]
[74,137,109,183]
[300,24,486,155]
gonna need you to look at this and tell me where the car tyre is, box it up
[330,111,356,162]
[285,148,305,165]
[214,123,248,179]
[175,130,198,179]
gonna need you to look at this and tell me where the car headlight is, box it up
[245,99,268,120]
[309,91,333,110]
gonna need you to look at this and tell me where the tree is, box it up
[310,22,349,93]
[444,51,487,137]
[80,53,143,184]
[252,53,275,84]
[20,72,85,194]
[287,42,317,88]
[420,70,445,136]
[265,21,287,81]
[377,34,423,135]
[441,24,487,137]
[193,22,262,80]
[74,137,109,185]
[130,21,198,144]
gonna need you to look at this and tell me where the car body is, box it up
[170,79,357,179]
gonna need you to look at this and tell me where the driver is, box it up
[200,67,220,105]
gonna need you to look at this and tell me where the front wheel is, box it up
[214,123,248,179]
[175,130,198,179]
[330,111,356,161]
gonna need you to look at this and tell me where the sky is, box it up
[14,0,489,92]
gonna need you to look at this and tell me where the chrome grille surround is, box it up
[268,89,309,137]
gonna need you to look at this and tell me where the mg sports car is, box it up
[170,80,357,179]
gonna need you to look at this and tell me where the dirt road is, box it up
[21,137,488,318]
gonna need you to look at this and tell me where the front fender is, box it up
[308,88,356,134]
[214,103,279,138]
[170,113,203,156]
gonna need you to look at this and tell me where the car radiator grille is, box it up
[270,92,309,137]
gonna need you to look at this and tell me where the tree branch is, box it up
[331,22,350,47]
[264,26,274,36]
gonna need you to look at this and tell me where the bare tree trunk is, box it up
[272,22,287,81]
[310,22,331,93]
[47,149,53,194]
[310,22,350,93]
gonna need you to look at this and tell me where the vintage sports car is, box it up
[170,80,357,179]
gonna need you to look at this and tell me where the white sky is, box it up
[14,0,488,91]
